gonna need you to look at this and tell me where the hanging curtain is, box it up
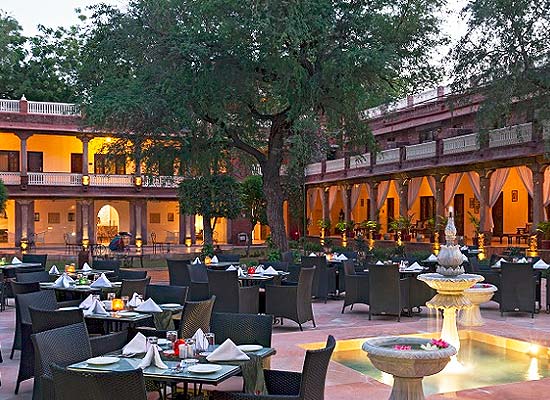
[427,176,437,197]
[328,186,339,211]
[515,166,533,196]
[467,172,481,202]
[486,168,510,230]
[377,181,391,210]
[544,169,550,206]
[407,177,424,209]
[350,184,362,220]
[307,188,320,219]
[444,173,464,207]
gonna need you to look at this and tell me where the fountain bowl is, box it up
[363,336,456,400]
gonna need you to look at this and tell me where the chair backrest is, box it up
[206,270,240,313]
[167,259,192,286]
[188,263,208,283]
[78,250,91,268]
[146,284,188,305]
[210,312,273,347]
[260,261,290,272]
[51,365,147,400]
[11,280,40,296]
[297,267,316,311]
[16,270,51,283]
[30,307,84,334]
[216,253,240,263]
[180,296,216,338]
[92,259,121,275]
[299,335,336,400]
[16,290,58,325]
[118,269,147,280]
[22,253,48,267]
[120,277,151,297]
[342,260,357,276]
[500,262,536,312]
[340,251,358,260]
[368,265,401,314]
[281,250,294,264]
[301,256,329,299]
[31,322,92,381]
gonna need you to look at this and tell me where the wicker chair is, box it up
[265,267,316,331]
[146,284,188,305]
[167,258,192,286]
[408,275,436,313]
[216,253,241,263]
[210,312,273,347]
[51,364,147,400]
[187,263,210,300]
[118,269,147,280]
[212,335,335,400]
[301,256,336,302]
[207,270,259,314]
[16,271,51,283]
[180,296,216,338]
[341,261,369,313]
[22,254,48,268]
[120,277,151,297]
[501,262,537,318]
[368,265,410,322]
[281,251,294,264]
[92,259,121,276]
[9,281,40,358]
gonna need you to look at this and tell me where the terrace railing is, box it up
[27,101,80,116]
[0,172,21,185]
[89,174,134,187]
[0,99,20,113]
[442,133,480,155]
[405,141,436,161]
[27,172,82,186]
[376,148,400,165]
[488,123,532,148]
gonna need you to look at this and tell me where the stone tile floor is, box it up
[1,270,549,400]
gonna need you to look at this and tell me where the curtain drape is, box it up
[467,172,481,202]
[544,169,550,206]
[307,188,320,219]
[427,176,436,197]
[377,181,391,210]
[407,177,423,209]
[516,166,533,196]
[328,186,339,211]
[486,168,510,230]
[444,173,464,207]
[350,184,362,220]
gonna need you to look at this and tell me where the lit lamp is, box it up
[204,256,212,264]
[320,227,325,246]
[433,232,440,255]
[368,230,375,251]
[135,237,143,254]
[135,176,142,191]
[396,231,403,247]
[112,298,125,311]
[20,239,28,254]
[526,234,538,257]
[341,230,347,248]
[185,237,192,247]
[82,238,89,250]
[82,175,90,186]
[66,264,76,273]
[477,233,485,260]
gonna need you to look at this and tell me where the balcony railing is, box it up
[405,141,436,161]
[442,133,479,155]
[489,122,532,148]
[325,158,345,173]
[349,153,370,169]
[142,175,186,188]
[0,99,20,113]
[90,174,134,187]
[376,148,400,165]
[27,101,80,116]
[305,162,323,176]
[28,172,82,186]
[0,172,21,185]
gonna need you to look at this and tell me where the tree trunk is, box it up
[262,160,288,252]
[246,221,253,257]
[203,215,214,246]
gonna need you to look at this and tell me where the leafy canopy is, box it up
[0,179,7,213]
[241,175,268,228]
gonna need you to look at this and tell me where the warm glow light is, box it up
[112,298,125,311]
[529,344,541,357]
[135,238,143,248]
[527,357,541,381]
[105,137,112,143]
[204,256,212,264]
[20,240,28,253]
[82,175,90,186]
[185,238,192,247]
[82,239,89,250]
[135,176,142,187]
[65,265,76,273]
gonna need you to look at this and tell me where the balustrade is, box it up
[405,141,436,160]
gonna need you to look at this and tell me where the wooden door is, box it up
[387,198,395,229]
[27,152,43,172]
[453,194,464,236]
[71,153,83,173]
[492,193,504,236]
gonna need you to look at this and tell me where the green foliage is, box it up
[537,221,550,240]
[467,212,480,234]
[200,244,214,258]
[303,241,323,253]
[317,219,331,230]
[0,179,7,213]
[240,175,268,228]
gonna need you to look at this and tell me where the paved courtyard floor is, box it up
[1,269,549,399]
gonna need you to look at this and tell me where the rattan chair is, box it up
[22,254,48,268]
[9,281,40,358]
[341,261,369,313]
[368,265,410,322]
[146,284,188,305]
[210,312,272,347]
[118,269,147,280]
[92,259,121,276]
[207,270,259,314]
[16,271,51,283]
[301,256,336,302]
[120,277,151,297]
[265,267,316,331]
[167,258,192,286]
[51,364,147,400]
[180,296,216,338]
[187,263,210,300]
[212,335,335,400]
[216,253,241,263]
[501,262,536,318]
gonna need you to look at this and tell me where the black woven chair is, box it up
[92,259,121,276]
[9,281,40,359]
[120,277,151,297]
[207,270,259,314]
[146,284,188,305]
[501,262,536,318]
[180,296,216,338]
[212,335,335,400]
[260,261,290,272]
[469,257,501,303]
[211,312,273,347]
[187,263,210,300]
[341,261,369,313]
[301,256,336,302]
[368,265,410,322]
[22,254,48,268]
[265,267,316,331]
[167,258,192,286]
[51,364,147,400]
[216,253,241,263]
[16,271,51,283]
[118,269,147,280]
[281,251,294,264]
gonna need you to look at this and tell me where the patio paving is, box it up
[1,269,549,399]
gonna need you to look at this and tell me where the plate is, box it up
[118,311,139,317]
[58,306,80,311]
[86,356,120,365]
[188,364,222,374]
[112,282,122,286]
[237,344,263,352]
[160,303,181,308]
[40,282,55,286]
[76,285,91,289]
[157,338,170,345]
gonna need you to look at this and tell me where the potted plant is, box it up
[360,220,382,239]
[537,221,550,249]
[390,214,415,241]
[467,212,480,246]
[335,220,354,247]
[317,219,331,244]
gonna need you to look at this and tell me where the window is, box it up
[68,212,75,222]
[167,212,175,222]
[94,154,126,175]
[420,196,435,221]
[48,213,61,224]
[0,150,20,172]
[149,213,161,223]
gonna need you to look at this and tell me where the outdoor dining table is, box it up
[48,269,116,278]
[0,262,42,278]
[206,262,238,270]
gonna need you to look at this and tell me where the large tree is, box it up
[240,175,268,255]
[79,0,445,251]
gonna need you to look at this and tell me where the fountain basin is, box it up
[459,283,498,326]
[417,273,484,309]
[362,336,456,400]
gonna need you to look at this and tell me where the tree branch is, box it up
[224,125,266,164]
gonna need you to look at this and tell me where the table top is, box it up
[83,311,153,323]
[40,281,122,292]
[0,262,42,270]
[49,269,115,277]
[207,262,237,268]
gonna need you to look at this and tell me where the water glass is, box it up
[107,292,116,301]
[166,330,178,345]
[185,338,196,357]
[205,333,215,352]
[121,295,129,309]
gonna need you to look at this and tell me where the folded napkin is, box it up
[79,294,94,309]
[123,332,147,355]
[226,265,237,271]
[238,268,245,277]
[309,252,317,257]
[494,257,507,267]
[336,254,348,261]
[12,256,22,264]
[211,255,219,263]
[462,253,468,262]
[375,260,384,265]
[206,339,249,362]
[255,265,264,274]
[83,299,109,316]
[135,298,162,313]
[407,261,423,271]
[90,273,112,288]
[517,257,528,263]
[128,292,144,308]
[193,328,209,352]
[138,345,168,369]
[192,257,201,265]
[54,274,75,288]
[461,245,469,251]
[82,262,92,271]
[264,266,278,275]
[49,265,60,274]
[534,259,549,268]
[427,254,438,262]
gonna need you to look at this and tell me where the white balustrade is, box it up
[325,158,345,173]
[0,99,20,113]
[0,172,21,185]
[142,175,186,188]
[349,153,370,169]
[90,174,134,187]
[27,101,80,116]
[376,148,400,165]
[442,133,480,155]
[405,141,436,161]
[489,123,532,148]
[27,173,82,186]
[305,162,322,176]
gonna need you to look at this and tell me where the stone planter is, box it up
[362,337,456,400]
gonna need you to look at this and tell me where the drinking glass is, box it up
[166,330,178,346]
[205,333,215,352]
[185,338,196,357]
[121,295,129,309]
[107,292,116,301]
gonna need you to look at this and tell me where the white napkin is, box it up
[238,268,245,277]
[264,266,278,275]
[128,292,143,308]
[123,333,147,355]
[461,245,469,251]
[206,339,249,362]
[192,328,209,352]
[135,298,162,313]
[12,256,22,264]
[517,257,528,264]
[49,265,60,274]
[255,265,264,274]
[406,262,423,271]
[226,265,237,271]
[337,254,348,261]
[534,259,549,268]
[494,257,507,267]
[79,294,94,309]
[90,273,112,288]
[375,260,384,265]
[211,255,219,263]
[192,257,201,265]
[309,252,317,257]
[82,262,92,271]
[83,299,109,316]
[54,274,75,288]
[462,253,468,262]
[138,345,168,369]
[427,254,438,262]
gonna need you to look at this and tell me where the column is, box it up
[189,215,196,245]
[322,187,330,222]
[343,186,352,222]
[398,179,409,217]
[129,199,147,244]
[368,182,379,222]
[15,199,34,247]
[79,135,90,174]
[531,164,545,231]
[479,171,491,233]
[77,199,94,244]
[16,132,33,189]
[179,214,187,244]
[434,175,446,219]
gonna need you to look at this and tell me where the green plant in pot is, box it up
[467,211,481,245]
[537,221,550,249]
[390,214,415,241]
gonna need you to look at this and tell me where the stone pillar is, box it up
[15,199,34,246]
[16,132,33,189]
[532,164,545,231]
[129,199,148,244]
[398,179,409,217]
[79,135,90,174]
[189,215,196,244]
[179,214,187,244]
[435,175,446,219]
[322,187,330,222]
[343,186,352,222]
[76,199,94,244]
[479,171,492,232]
[368,182,379,223]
